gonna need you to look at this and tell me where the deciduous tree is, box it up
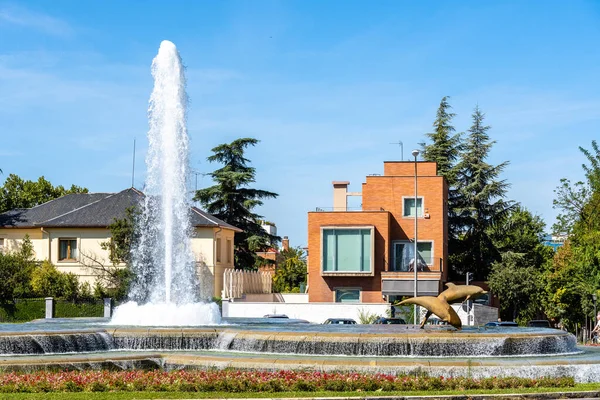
[273,247,307,293]
[0,174,87,213]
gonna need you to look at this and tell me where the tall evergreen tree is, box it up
[420,96,462,181]
[420,97,463,276]
[453,106,513,280]
[194,138,280,270]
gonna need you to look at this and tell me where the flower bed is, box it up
[0,370,575,393]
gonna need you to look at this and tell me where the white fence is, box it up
[222,270,272,299]
[222,302,390,324]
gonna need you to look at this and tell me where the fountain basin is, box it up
[0,320,579,358]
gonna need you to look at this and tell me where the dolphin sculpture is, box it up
[399,296,463,329]
[399,283,487,329]
[417,283,488,328]
[440,283,487,304]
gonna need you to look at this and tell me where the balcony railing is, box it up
[388,256,442,273]
[314,207,386,212]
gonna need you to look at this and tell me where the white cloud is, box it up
[0,5,73,36]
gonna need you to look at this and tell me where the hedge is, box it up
[0,298,103,322]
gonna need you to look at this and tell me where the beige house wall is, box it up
[0,226,236,296]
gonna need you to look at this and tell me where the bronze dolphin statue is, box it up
[418,283,487,328]
[440,283,487,304]
[399,296,462,329]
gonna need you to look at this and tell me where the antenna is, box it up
[390,140,403,161]
[131,138,136,188]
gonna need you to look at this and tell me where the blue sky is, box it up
[1,1,599,247]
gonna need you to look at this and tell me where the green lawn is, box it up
[1,385,600,400]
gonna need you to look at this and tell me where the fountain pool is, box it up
[0,318,599,382]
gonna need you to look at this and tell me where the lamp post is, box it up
[412,149,420,325]
[594,293,597,328]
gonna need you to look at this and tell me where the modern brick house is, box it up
[307,161,448,303]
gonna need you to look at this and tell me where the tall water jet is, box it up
[110,40,220,326]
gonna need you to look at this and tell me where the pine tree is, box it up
[420,97,463,277]
[194,138,280,270]
[420,96,462,182]
[453,106,513,279]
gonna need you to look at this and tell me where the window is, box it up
[322,228,372,273]
[335,288,360,303]
[58,239,78,261]
[226,239,232,263]
[392,241,433,272]
[403,197,423,217]
[216,238,222,263]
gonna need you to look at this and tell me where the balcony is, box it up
[382,257,442,278]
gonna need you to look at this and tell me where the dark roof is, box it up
[0,188,241,231]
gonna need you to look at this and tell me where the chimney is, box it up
[282,236,289,251]
[332,181,349,211]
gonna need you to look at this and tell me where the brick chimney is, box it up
[282,236,289,251]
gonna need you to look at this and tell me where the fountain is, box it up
[0,40,600,383]
[109,40,220,326]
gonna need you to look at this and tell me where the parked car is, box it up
[323,318,357,325]
[527,320,551,328]
[426,317,448,325]
[484,321,518,327]
[263,314,289,319]
[372,317,406,325]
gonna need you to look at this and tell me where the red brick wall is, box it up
[306,161,448,303]
[362,175,446,272]
[307,212,390,303]
[383,161,437,176]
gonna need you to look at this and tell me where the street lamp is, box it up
[593,293,597,327]
[412,149,420,325]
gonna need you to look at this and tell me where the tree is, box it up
[0,174,88,213]
[452,106,513,279]
[489,206,554,269]
[0,235,37,301]
[546,141,600,330]
[79,207,137,300]
[420,97,464,278]
[543,242,594,331]
[488,253,544,323]
[273,247,307,293]
[420,96,462,181]
[194,138,280,270]
[553,140,600,235]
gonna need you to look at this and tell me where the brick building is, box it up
[307,161,448,303]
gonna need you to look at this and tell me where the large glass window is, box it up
[335,288,360,303]
[322,228,372,273]
[58,239,77,261]
[392,241,433,272]
[403,197,423,217]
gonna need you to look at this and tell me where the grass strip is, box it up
[0,384,599,400]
